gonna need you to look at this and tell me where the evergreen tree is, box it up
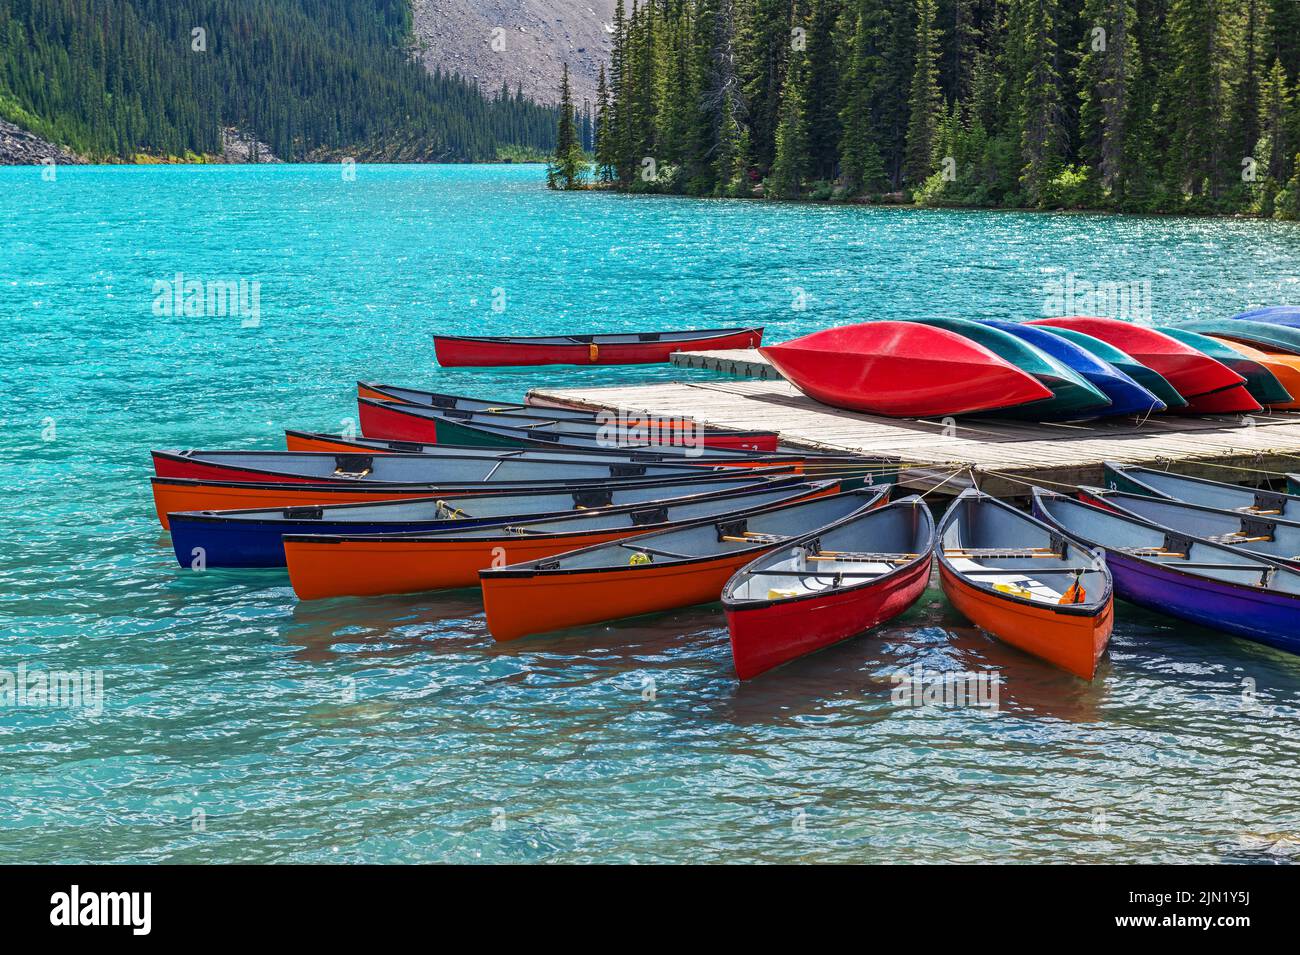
[839,0,888,192]
[740,0,795,170]
[595,64,615,182]
[547,64,589,190]
[1018,0,1066,205]
[904,0,943,185]
[1166,0,1242,200]
[1076,0,1140,199]
[769,51,810,195]
[802,0,844,179]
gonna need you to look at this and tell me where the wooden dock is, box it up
[531,369,1300,498]
[669,348,782,380]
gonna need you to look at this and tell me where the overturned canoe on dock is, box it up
[723,496,934,679]
[285,481,834,600]
[479,487,888,641]
[916,317,1111,418]
[167,473,809,568]
[433,327,764,366]
[1033,488,1300,657]
[980,319,1165,416]
[1157,328,1286,409]
[759,322,1053,417]
[1026,316,1246,402]
[1229,306,1300,327]
[1031,325,1188,410]
[1207,338,1300,410]
[937,489,1113,680]
[1184,318,1300,356]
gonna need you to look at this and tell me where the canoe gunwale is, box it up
[720,496,934,612]
[277,481,822,547]
[433,326,763,346]
[1031,489,1299,600]
[162,475,807,525]
[479,485,883,580]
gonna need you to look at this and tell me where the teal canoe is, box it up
[1183,319,1300,356]
[1032,325,1188,410]
[913,317,1112,418]
[1159,327,1293,406]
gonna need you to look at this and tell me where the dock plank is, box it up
[530,379,1300,497]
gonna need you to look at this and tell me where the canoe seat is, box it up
[809,551,917,563]
[944,547,1060,559]
[721,532,785,544]
[948,557,1065,603]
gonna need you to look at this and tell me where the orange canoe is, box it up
[480,487,888,641]
[284,480,833,600]
[150,470,790,530]
[936,489,1114,680]
[1209,337,1300,409]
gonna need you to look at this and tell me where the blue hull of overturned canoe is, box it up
[981,320,1165,416]
[1229,305,1300,327]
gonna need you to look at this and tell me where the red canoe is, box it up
[357,397,779,452]
[150,449,724,486]
[723,496,934,679]
[1026,316,1245,401]
[758,322,1053,417]
[433,327,764,366]
[1181,384,1263,415]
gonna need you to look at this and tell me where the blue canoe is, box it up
[1032,488,1300,656]
[1229,305,1300,327]
[167,473,809,568]
[980,320,1165,416]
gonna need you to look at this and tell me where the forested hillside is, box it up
[0,0,560,161]
[590,0,1300,216]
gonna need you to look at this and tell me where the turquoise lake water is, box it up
[3,163,1300,863]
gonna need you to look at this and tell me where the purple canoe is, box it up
[1032,488,1300,657]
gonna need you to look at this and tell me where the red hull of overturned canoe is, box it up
[1027,316,1244,400]
[434,328,763,366]
[726,557,931,680]
[356,396,779,452]
[759,322,1054,417]
[1179,383,1263,415]
[938,562,1113,680]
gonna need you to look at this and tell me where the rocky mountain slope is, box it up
[0,119,82,165]
[410,0,615,105]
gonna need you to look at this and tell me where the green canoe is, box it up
[914,317,1112,418]
[1033,325,1188,409]
[1159,327,1293,405]
[1183,319,1300,356]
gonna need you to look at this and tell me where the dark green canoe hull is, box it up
[1160,327,1293,405]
